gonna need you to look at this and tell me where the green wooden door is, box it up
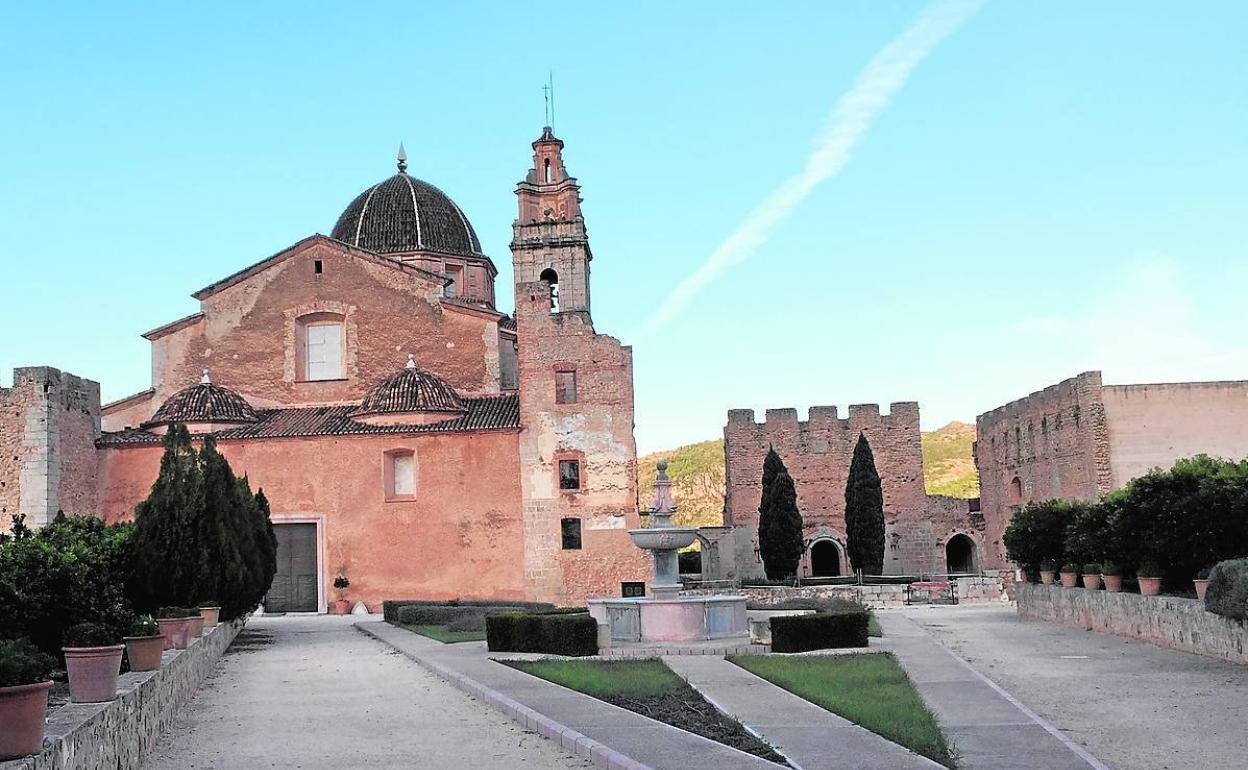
[266,523,318,612]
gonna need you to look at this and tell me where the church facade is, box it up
[0,129,648,611]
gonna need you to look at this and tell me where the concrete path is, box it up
[900,604,1248,770]
[359,621,777,770]
[146,615,589,769]
[874,611,1101,770]
[662,655,941,770]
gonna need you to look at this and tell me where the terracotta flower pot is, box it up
[156,617,192,650]
[199,606,221,628]
[63,645,124,703]
[1103,575,1123,593]
[124,635,165,672]
[0,681,51,760]
[1060,572,1079,588]
[187,615,205,640]
[1083,574,1102,591]
[334,599,351,615]
[1139,577,1162,596]
[1040,570,1055,586]
[1194,579,1209,602]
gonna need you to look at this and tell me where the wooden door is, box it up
[266,523,318,612]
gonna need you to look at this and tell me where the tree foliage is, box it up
[758,448,804,579]
[1003,499,1072,579]
[844,434,885,575]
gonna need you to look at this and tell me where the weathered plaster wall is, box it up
[98,430,526,608]
[1101,380,1248,486]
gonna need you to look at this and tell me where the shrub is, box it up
[445,615,486,632]
[1060,563,1080,574]
[1083,563,1101,575]
[156,606,200,618]
[1063,500,1115,566]
[382,599,553,623]
[333,576,349,590]
[1205,559,1248,621]
[769,609,869,653]
[0,638,56,688]
[63,622,121,648]
[1040,560,1057,572]
[1102,561,1122,576]
[1137,559,1161,578]
[845,434,886,575]
[486,611,597,656]
[1004,501,1071,580]
[1197,566,1212,580]
[395,605,531,626]
[130,615,159,637]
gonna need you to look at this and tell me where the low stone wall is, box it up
[1,617,245,770]
[1017,584,1248,664]
[725,575,1008,609]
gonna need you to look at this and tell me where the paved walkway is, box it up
[874,612,1101,770]
[900,604,1248,770]
[146,615,589,769]
[662,654,941,770]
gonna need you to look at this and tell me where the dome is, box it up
[331,150,483,257]
[352,356,467,421]
[144,372,258,429]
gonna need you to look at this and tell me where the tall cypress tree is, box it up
[758,448,804,579]
[845,433,886,575]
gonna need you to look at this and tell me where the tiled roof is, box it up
[499,315,517,332]
[98,394,519,447]
[145,382,258,428]
[331,173,482,257]
[353,365,466,417]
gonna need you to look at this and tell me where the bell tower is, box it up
[511,127,591,316]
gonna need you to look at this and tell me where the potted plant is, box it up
[62,622,124,703]
[1138,559,1163,596]
[155,607,199,650]
[186,609,205,641]
[333,576,351,615]
[198,602,221,629]
[1059,563,1080,588]
[1083,563,1102,591]
[1102,562,1123,593]
[1193,567,1212,602]
[1039,561,1057,586]
[0,638,55,760]
[124,615,165,672]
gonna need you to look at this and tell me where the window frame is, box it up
[296,312,346,382]
[557,456,583,493]
[383,449,416,502]
[554,368,577,405]
[560,517,582,550]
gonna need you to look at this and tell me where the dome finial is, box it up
[405,353,416,369]
[397,142,407,173]
[201,368,211,385]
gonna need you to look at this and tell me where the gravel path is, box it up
[146,615,590,769]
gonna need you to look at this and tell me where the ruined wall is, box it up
[724,402,977,577]
[97,429,525,608]
[1101,380,1248,486]
[104,237,504,430]
[0,367,100,531]
[514,286,648,605]
[974,371,1113,567]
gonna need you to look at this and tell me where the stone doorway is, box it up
[945,533,977,574]
[809,539,842,577]
[266,523,318,612]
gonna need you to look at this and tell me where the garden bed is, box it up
[401,624,485,644]
[505,658,787,765]
[730,653,954,768]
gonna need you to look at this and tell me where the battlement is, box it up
[725,401,921,435]
[976,371,1102,429]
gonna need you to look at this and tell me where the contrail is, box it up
[635,0,986,338]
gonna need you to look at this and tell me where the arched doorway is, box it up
[809,539,842,577]
[945,534,977,574]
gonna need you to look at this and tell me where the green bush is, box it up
[0,512,134,658]
[1083,563,1101,575]
[130,615,159,637]
[769,610,869,653]
[156,606,200,618]
[0,638,56,688]
[1063,500,1116,566]
[486,611,597,656]
[1205,559,1248,621]
[1060,563,1080,575]
[445,615,487,632]
[1004,501,1072,580]
[1102,561,1122,576]
[383,599,553,623]
[1137,559,1161,578]
[63,622,121,648]
[396,604,532,626]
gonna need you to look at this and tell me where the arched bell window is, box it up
[539,268,560,313]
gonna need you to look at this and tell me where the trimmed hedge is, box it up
[1205,558,1248,621]
[770,610,869,653]
[486,611,598,656]
[383,599,553,623]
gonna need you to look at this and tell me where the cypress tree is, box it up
[845,433,886,575]
[758,448,804,579]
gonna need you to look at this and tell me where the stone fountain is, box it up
[588,461,747,643]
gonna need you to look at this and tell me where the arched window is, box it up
[544,157,553,183]
[296,312,345,381]
[809,539,842,577]
[539,268,560,313]
[945,534,977,574]
[1008,476,1023,505]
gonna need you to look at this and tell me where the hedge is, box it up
[395,604,533,627]
[1205,559,1248,621]
[485,611,598,656]
[769,609,869,653]
[383,599,554,623]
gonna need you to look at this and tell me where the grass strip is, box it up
[402,624,486,644]
[506,658,787,765]
[730,653,954,768]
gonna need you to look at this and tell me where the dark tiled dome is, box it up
[144,374,258,428]
[331,157,483,257]
[353,357,467,418]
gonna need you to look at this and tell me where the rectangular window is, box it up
[555,370,577,404]
[558,459,581,491]
[560,517,582,550]
[392,453,414,496]
[445,265,462,298]
[621,581,645,598]
[305,323,343,380]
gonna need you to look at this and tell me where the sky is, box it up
[1,1,1245,455]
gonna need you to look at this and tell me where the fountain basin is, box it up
[628,527,697,551]
[588,595,748,643]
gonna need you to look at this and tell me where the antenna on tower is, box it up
[542,72,556,129]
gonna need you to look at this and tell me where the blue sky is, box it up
[2,1,1245,454]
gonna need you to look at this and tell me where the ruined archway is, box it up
[945,533,977,574]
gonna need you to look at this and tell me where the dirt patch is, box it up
[597,689,785,764]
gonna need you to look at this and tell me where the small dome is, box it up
[353,356,466,420]
[145,373,257,429]
[331,153,483,256]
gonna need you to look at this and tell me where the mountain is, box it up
[637,423,979,525]
[920,421,979,498]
